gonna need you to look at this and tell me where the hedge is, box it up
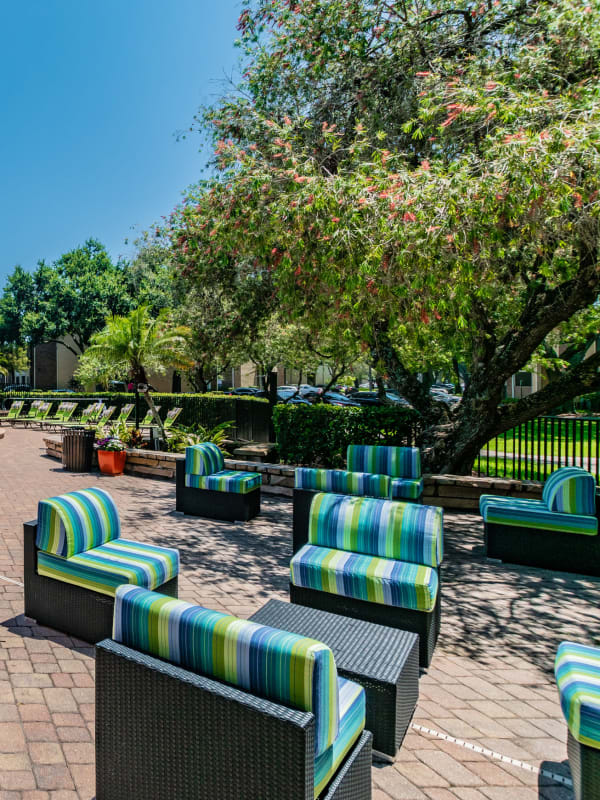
[273,404,421,468]
[0,391,271,440]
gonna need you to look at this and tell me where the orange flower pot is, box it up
[97,450,127,476]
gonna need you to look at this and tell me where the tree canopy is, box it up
[169,0,600,472]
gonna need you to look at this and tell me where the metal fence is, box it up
[475,415,600,485]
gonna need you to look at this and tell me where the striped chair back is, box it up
[347,445,421,479]
[7,400,24,418]
[140,406,161,425]
[113,585,340,756]
[164,407,182,429]
[542,467,596,515]
[26,400,43,418]
[118,403,134,422]
[38,402,53,419]
[36,487,121,558]
[185,443,225,477]
[308,492,443,567]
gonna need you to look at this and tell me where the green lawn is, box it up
[481,417,600,459]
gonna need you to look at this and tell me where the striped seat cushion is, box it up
[113,586,341,762]
[347,445,421,479]
[543,467,597,515]
[309,493,443,567]
[295,467,391,499]
[390,477,424,501]
[185,470,261,494]
[185,443,224,477]
[555,641,600,749]
[314,677,365,796]
[37,539,179,597]
[36,487,121,557]
[479,494,598,536]
[291,544,439,611]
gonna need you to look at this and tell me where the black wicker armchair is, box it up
[24,488,179,643]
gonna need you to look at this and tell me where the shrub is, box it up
[273,404,421,468]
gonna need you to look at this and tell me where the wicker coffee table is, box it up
[250,599,419,759]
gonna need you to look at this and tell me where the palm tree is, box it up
[76,306,191,438]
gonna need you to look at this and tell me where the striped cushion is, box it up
[480,494,598,536]
[555,641,600,749]
[36,488,121,557]
[314,677,365,796]
[37,538,179,597]
[185,470,261,494]
[308,493,443,567]
[295,467,391,499]
[390,477,424,500]
[291,544,438,612]
[113,586,340,759]
[185,443,224,477]
[542,467,597,515]
[347,445,421,479]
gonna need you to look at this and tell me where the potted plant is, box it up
[95,436,127,476]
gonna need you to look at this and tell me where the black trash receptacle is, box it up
[62,427,95,472]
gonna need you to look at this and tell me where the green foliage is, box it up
[22,240,134,354]
[170,0,600,473]
[166,420,233,453]
[0,267,35,345]
[76,306,191,388]
[273,404,420,467]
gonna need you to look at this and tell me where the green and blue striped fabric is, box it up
[542,467,597,515]
[555,641,600,749]
[390,477,424,501]
[185,470,262,494]
[112,586,343,762]
[314,677,365,796]
[295,467,391,499]
[347,445,421,480]
[479,494,598,536]
[36,488,121,558]
[308,493,443,567]
[291,543,438,611]
[38,538,179,597]
[185,443,224,477]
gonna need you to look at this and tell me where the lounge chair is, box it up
[164,406,182,430]
[14,399,42,427]
[0,399,25,426]
[116,403,134,424]
[95,585,372,800]
[134,406,161,428]
[176,442,261,521]
[24,487,179,642]
[481,466,599,576]
[554,641,600,800]
[290,492,443,667]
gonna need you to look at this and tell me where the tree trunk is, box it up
[142,389,166,440]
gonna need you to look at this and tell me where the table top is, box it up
[250,599,418,684]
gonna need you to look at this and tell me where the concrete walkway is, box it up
[0,428,597,799]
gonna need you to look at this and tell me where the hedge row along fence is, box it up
[273,404,421,468]
[0,392,271,442]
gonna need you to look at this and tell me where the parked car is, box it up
[276,388,311,405]
[352,391,413,408]
[430,389,461,405]
[230,387,266,397]
[322,391,361,407]
[431,382,455,393]
[1,384,32,393]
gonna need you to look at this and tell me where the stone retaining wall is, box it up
[43,437,544,507]
[43,438,294,496]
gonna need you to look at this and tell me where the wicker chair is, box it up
[554,641,600,800]
[96,586,372,800]
[176,442,261,522]
[24,487,179,643]
[290,492,443,668]
[294,445,423,527]
[481,467,599,576]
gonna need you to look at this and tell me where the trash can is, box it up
[62,427,95,472]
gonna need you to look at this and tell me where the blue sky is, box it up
[0,0,240,283]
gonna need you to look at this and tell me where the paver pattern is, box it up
[0,428,598,799]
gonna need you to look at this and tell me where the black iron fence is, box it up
[475,415,600,485]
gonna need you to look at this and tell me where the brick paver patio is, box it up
[0,427,598,799]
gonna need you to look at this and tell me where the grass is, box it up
[481,417,600,459]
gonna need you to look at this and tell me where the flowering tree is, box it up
[170,0,600,473]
